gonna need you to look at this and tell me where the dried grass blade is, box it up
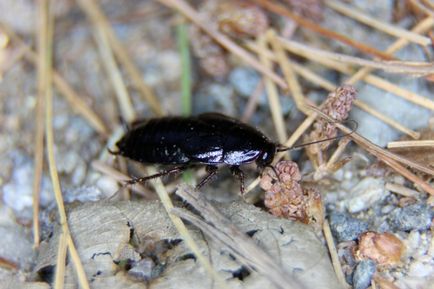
[277,38,434,76]
[77,0,164,116]
[308,105,434,194]
[146,167,230,289]
[251,0,394,60]
[325,0,431,46]
[40,2,90,287]
[93,26,136,122]
[259,32,288,144]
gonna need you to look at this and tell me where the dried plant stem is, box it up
[259,32,288,144]
[146,167,230,289]
[385,182,419,198]
[159,0,288,89]
[310,106,434,194]
[325,138,351,171]
[387,140,434,149]
[39,2,90,288]
[323,219,349,289]
[277,38,434,76]
[93,26,136,122]
[268,29,308,114]
[0,22,109,136]
[33,0,48,247]
[54,231,68,288]
[251,0,394,60]
[77,0,163,116]
[345,17,434,85]
[354,99,420,139]
[247,39,434,111]
[325,0,431,46]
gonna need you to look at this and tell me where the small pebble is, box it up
[329,212,369,242]
[346,177,387,213]
[353,260,376,289]
[388,203,433,231]
[407,258,434,278]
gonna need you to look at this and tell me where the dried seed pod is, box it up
[189,0,268,77]
[260,160,324,227]
[216,1,269,38]
[354,232,405,267]
[306,85,357,154]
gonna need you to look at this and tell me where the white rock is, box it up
[346,177,387,213]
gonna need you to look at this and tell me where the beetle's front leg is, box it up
[230,166,245,195]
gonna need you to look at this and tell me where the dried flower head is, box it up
[354,232,405,267]
[260,160,324,227]
[306,85,357,154]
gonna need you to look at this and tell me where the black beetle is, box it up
[110,112,348,193]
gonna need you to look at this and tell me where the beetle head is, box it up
[255,143,276,168]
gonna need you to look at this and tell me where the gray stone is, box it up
[353,260,376,289]
[388,203,433,231]
[329,212,369,242]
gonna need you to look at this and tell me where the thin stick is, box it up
[247,38,434,111]
[323,219,350,289]
[147,167,230,289]
[93,26,136,122]
[76,0,164,116]
[33,0,48,248]
[259,32,288,144]
[0,23,109,136]
[387,140,434,149]
[325,0,431,46]
[41,2,90,287]
[345,17,434,85]
[268,29,308,114]
[251,0,395,60]
[277,37,434,76]
[310,106,434,195]
[325,138,351,172]
[158,0,288,89]
[385,182,419,198]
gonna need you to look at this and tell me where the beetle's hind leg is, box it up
[230,166,245,195]
[125,165,188,186]
[196,165,218,190]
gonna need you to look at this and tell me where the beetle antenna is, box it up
[265,164,281,182]
[276,119,358,152]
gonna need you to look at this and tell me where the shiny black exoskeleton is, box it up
[112,113,278,193]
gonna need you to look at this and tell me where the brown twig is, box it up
[250,0,395,60]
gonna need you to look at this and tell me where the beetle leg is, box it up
[196,165,218,190]
[125,165,188,186]
[230,166,245,195]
